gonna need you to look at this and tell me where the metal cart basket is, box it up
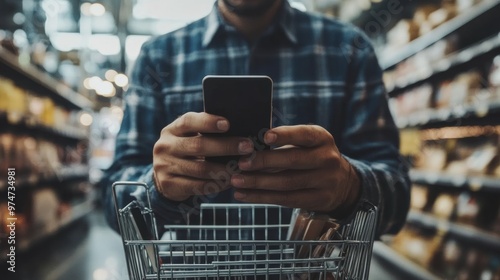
[113,181,377,280]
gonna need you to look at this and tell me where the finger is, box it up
[263,125,333,148]
[167,135,254,157]
[161,158,232,180]
[167,112,229,136]
[156,175,231,200]
[230,170,318,191]
[238,147,327,171]
[233,189,328,211]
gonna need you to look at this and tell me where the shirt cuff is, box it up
[130,166,194,227]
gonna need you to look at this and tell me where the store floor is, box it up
[7,209,405,280]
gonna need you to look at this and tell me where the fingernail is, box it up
[231,175,244,186]
[239,157,252,169]
[265,132,277,144]
[238,140,254,154]
[217,120,229,131]
[234,191,247,200]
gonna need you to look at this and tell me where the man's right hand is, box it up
[152,112,255,201]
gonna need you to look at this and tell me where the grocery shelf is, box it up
[406,211,500,253]
[372,242,441,280]
[0,164,89,191]
[0,47,92,110]
[410,169,500,193]
[395,99,500,128]
[380,0,500,70]
[18,197,95,252]
[0,112,88,141]
[0,194,95,262]
[387,34,500,96]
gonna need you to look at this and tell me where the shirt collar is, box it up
[202,0,298,47]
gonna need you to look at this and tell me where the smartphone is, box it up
[202,75,273,164]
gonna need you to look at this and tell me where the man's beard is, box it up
[222,0,279,18]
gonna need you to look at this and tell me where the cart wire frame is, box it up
[112,181,378,280]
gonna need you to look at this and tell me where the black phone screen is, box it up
[202,75,273,164]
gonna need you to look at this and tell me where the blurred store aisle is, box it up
[4,209,128,280]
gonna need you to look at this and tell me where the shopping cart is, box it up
[112,181,378,280]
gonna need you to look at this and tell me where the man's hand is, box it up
[231,125,361,214]
[153,112,254,201]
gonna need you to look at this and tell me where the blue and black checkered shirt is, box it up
[102,1,410,238]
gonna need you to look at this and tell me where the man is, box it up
[102,0,410,238]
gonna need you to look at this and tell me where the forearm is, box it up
[344,156,410,238]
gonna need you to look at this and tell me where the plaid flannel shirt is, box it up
[101,1,410,238]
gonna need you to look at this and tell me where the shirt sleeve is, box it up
[99,42,189,233]
[338,30,411,237]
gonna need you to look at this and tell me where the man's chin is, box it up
[222,0,279,18]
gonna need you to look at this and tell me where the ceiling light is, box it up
[114,74,129,87]
[90,3,106,17]
[105,69,118,82]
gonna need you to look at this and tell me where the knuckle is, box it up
[304,126,318,146]
[194,162,209,178]
[310,125,331,144]
[177,113,194,130]
[324,151,341,168]
[153,140,163,155]
[154,137,174,155]
[186,137,204,154]
[257,152,268,169]
[160,126,170,136]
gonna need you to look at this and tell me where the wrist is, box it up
[329,160,362,219]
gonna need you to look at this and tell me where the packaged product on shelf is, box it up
[26,93,45,125]
[394,84,433,120]
[432,193,457,219]
[53,107,69,130]
[413,4,440,27]
[465,144,498,175]
[416,143,448,171]
[40,97,55,127]
[31,188,60,235]
[0,77,10,112]
[494,162,500,177]
[390,225,445,269]
[38,141,61,179]
[435,80,454,109]
[417,7,441,36]
[386,19,420,48]
[451,71,483,106]
[22,136,41,184]
[0,78,27,123]
[455,192,479,225]
[0,134,7,179]
[426,3,458,30]
[429,237,462,279]
[410,184,429,211]
[490,55,500,96]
